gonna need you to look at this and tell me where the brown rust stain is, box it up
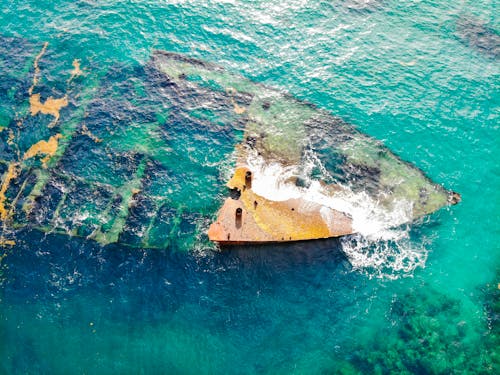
[0,162,20,221]
[23,134,63,167]
[29,94,68,128]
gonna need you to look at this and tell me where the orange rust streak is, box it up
[0,238,16,247]
[0,163,20,221]
[27,42,69,128]
[68,59,83,82]
[29,42,49,95]
[23,134,63,167]
[29,94,68,127]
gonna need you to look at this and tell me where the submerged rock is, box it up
[347,281,500,374]
[456,16,500,59]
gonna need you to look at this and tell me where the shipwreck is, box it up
[0,37,460,248]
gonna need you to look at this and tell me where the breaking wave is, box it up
[340,230,429,280]
[245,151,430,279]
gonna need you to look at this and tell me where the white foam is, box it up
[340,231,429,280]
[245,152,414,236]
[245,152,427,278]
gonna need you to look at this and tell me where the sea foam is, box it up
[246,151,428,278]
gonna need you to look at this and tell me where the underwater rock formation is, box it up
[347,283,500,374]
[456,16,500,59]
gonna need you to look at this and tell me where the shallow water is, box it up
[1,0,499,374]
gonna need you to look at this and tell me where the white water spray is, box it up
[245,151,429,279]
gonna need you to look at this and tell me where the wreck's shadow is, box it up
[216,237,351,271]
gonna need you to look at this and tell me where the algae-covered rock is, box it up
[347,281,500,374]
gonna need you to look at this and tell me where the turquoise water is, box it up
[1,0,499,374]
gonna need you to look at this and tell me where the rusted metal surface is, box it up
[208,167,353,244]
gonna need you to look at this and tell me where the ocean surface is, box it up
[0,0,499,374]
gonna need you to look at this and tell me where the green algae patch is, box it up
[346,282,500,374]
